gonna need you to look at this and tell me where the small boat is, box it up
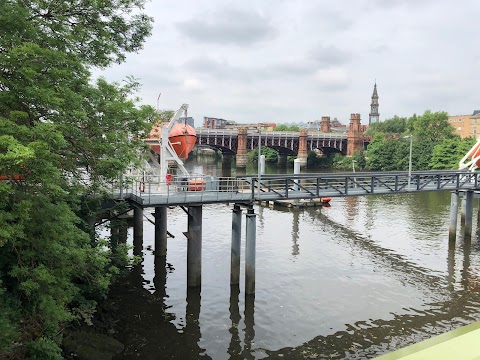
[320,197,332,204]
[168,122,197,159]
[146,122,197,160]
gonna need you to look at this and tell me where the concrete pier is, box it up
[187,205,202,288]
[245,208,256,295]
[154,206,167,257]
[449,192,459,244]
[461,197,466,227]
[230,205,242,285]
[464,191,474,240]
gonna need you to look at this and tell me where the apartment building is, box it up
[448,110,480,138]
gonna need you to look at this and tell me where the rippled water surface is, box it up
[112,158,480,359]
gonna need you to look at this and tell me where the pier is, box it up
[111,170,480,297]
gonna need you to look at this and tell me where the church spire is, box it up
[369,82,379,125]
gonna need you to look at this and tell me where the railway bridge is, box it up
[194,113,369,167]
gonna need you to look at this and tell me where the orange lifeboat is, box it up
[146,122,197,160]
[0,174,25,181]
[168,123,196,159]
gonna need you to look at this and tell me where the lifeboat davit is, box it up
[147,122,197,160]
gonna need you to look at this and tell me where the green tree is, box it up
[0,0,155,357]
[275,124,301,131]
[430,137,477,170]
[248,147,279,163]
[412,110,456,143]
[366,134,411,171]
[365,115,407,136]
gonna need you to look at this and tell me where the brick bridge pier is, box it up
[234,113,365,168]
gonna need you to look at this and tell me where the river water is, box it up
[111,156,480,359]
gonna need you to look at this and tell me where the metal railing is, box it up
[112,170,480,206]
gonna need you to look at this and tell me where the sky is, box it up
[94,0,480,126]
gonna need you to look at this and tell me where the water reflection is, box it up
[153,254,167,300]
[228,286,241,358]
[112,159,480,359]
[447,245,455,291]
[185,288,205,356]
[291,210,300,256]
[344,196,359,224]
[242,295,256,360]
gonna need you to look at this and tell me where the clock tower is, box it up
[369,82,379,125]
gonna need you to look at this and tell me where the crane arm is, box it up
[459,138,480,172]
[165,104,188,133]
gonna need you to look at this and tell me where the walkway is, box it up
[375,321,480,360]
[115,170,480,207]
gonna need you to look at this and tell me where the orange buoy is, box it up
[321,197,332,204]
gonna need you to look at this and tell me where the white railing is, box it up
[113,174,252,198]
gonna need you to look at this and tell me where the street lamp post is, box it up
[403,135,413,191]
[258,130,261,200]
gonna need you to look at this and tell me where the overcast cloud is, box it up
[94,0,480,125]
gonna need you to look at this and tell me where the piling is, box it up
[294,159,301,192]
[464,191,473,240]
[230,204,242,285]
[461,196,466,227]
[449,192,459,244]
[260,155,265,175]
[245,208,256,295]
[133,206,143,246]
[154,206,167,257]
[187,205,202,288]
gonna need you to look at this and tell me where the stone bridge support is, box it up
[236,128,247,168]
[347,113,364,156]
[297,129,308,167]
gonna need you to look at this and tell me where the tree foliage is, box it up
[0,0,154,357]
[275,124,301,131]
[430,137,477,170]
[412,110,457,143]
[365,110,459,171]
[248,147,279,163]
[364,115,407,136]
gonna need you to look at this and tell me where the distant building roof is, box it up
[473,110,480,116]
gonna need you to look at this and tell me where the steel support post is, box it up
[230,205,242,285]
[449,192,459,244]
[133,207,143,252]
[155,206,168,257]
[245,208,256,295]
[187,205,203,288]
[464,191,474,240]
